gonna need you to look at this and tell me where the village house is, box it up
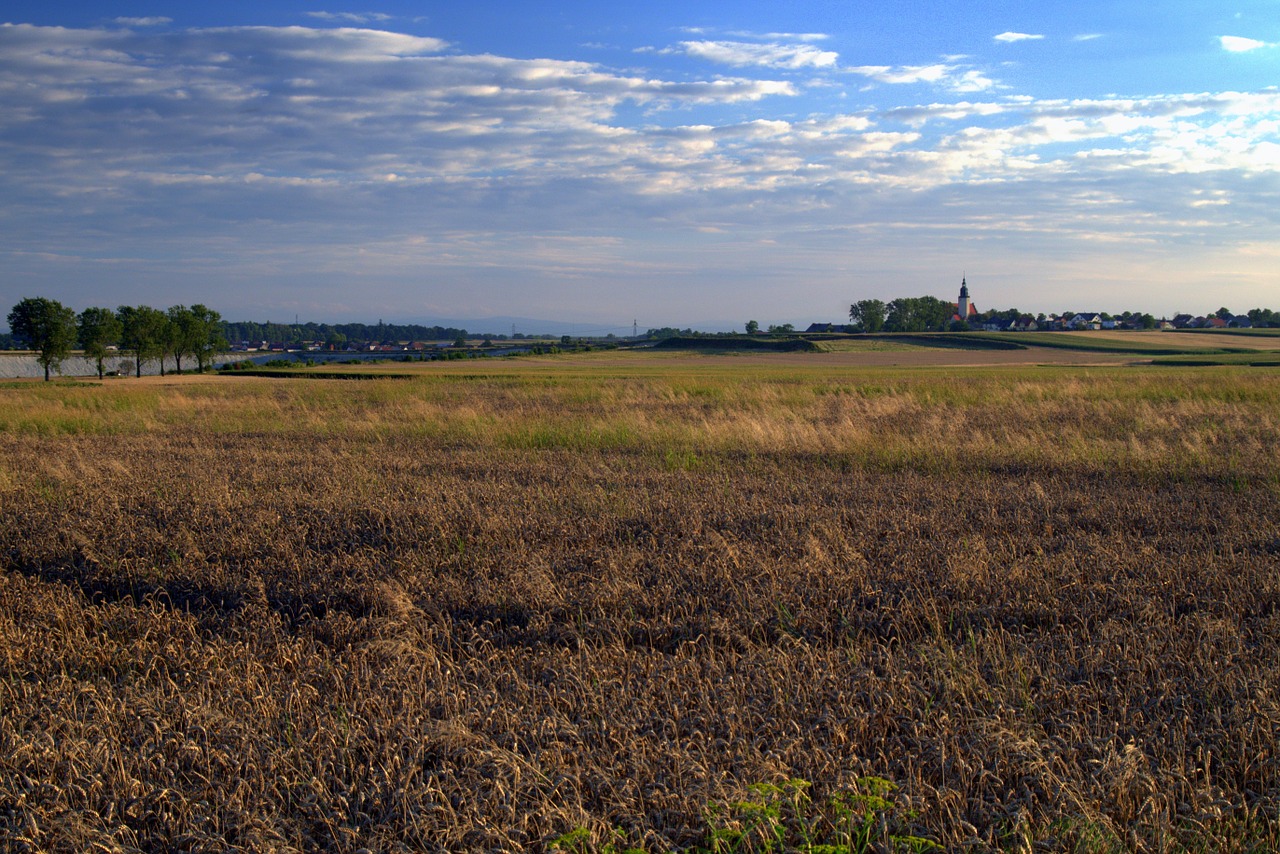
[1069,313,1103,330]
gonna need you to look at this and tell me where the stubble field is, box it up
[1,350,1278,852]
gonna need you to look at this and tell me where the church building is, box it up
[953,277,979,324]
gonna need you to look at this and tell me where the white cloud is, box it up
[674,40,839,69]
[193,25,450,60]
[884,101,1011,125]
[848,63,996,93]
[950,70,998,93]
[1220,35,1272,53]
[7,22,1272,206]
[307,11,394,24]
[728,31,830,43]
[994,32,1044,43]
[113,17,172,27]
[680,28,829,43]
[0,22,801,205]
[674,39,994,93]
[1073,34,1103,42]
[851,64,941,85]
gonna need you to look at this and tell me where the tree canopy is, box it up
[117,305,169,378]
[848,299,887,333]
[189,305,228,372]
[8,297,77,381]
[884,296,954,333]
[78,307,123,380]
[165,305,225,373]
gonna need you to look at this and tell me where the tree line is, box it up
[1206,306,1280,327]
[847,297,957,333]
[222,320,476,350]
[6,297,226,381]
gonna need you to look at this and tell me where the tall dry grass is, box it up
[1,362,1278,851]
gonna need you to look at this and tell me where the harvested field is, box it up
[1,356,1279,852]
[232,345,1151,378]
[671,346,1139,368]
[1006,330,1275,352]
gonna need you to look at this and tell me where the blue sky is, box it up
[1,2,1278,330]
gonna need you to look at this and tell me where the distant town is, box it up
[833,281,1279,335]
[4,283,1280,381]
[218,307,1279,355]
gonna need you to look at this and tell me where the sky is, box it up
[1,1,1278,331]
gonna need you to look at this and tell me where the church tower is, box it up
[957,276,971,320]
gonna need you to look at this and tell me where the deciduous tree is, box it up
[1248,308,1279,328]
[167,305,196,373]
[117,305,169,378]
[848,299,886,333]
[8,297,76,381]
[77,307,122,380]
[189,305,227,372]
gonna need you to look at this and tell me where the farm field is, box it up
[986,331,1274,358]
[220,339,1194,381]
[2,351,1279,852]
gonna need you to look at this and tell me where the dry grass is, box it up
[1,355,1279,852]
